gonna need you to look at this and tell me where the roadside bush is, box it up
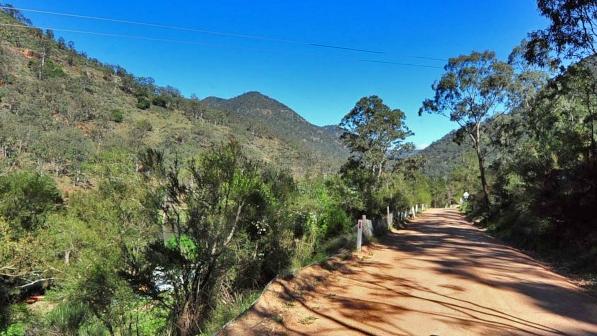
[0,171,62,234]
[110,109,124,123]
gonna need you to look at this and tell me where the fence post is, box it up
[357,214,365,251]
[386,206,392,230]
[411,206,416,219]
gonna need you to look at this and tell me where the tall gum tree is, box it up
[419,51,513,208]
[340,96,413,182]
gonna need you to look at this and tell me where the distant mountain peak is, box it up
[203,91,296,119]
[235,91,268,98]
[229,91,289,109]
[201,91,348,160]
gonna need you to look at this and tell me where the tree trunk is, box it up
[474,144,490,209]
[39,50,45,80]
[175,302,200,336]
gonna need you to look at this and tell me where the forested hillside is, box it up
[0,10,346,185]
[418,130,473,178]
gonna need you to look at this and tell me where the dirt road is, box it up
[220,208,597,335]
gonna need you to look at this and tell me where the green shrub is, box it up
[0,322,25,336]
[134,119,153,133]
[151,95,168,108]
[43,60,65,78]
[198,291,260,336]
[110,109,124,123]
[136,96,150,110]
[0,171,62,233]
[321,204,351,239]
[27,60,65,79]
[45,303,88,335]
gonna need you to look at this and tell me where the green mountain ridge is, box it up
[417,130,475,178]
[0,10,348,187]
[202,91,348,169]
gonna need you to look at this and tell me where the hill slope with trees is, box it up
[0,9,346,185]
[202,92,348,171]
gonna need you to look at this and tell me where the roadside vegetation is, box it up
[421,0,596,280]
[1,0,595,335]
[0,6,431,334]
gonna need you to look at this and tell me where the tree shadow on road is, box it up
[221,209,597,336]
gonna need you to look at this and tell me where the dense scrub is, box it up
[485,60,596,270]
[0,139,430,335]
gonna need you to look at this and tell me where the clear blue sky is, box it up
[8,0,547,148]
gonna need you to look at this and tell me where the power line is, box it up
[0,5,384,54]
[410,56,448,62]
[360,59,443,69]
[0,23,213,47]
[1,22,446,70]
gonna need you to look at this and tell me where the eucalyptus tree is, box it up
[339,96,413,216]
[525,0,597,160]
[525,0,596,67]
[419,51,513,208]
[340,95,413,182]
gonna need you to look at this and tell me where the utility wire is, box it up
[1,22,446,69]
[360,59,443,69]
[0,5,384,54]
[0,23,213,47]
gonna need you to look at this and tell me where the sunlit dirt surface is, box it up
[220,208,597,336]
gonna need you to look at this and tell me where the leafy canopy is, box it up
[340,96,412,178]
[0,171,62,234]
[525,0,597,66]
[419,51,513,127]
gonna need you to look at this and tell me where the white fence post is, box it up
[357,215,365,251]
[386,206,392,229]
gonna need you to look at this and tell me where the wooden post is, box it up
[411,206,416,219]
[386,206,391,229]
[357,215,365,251]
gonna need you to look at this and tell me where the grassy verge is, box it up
[199,291,262,336]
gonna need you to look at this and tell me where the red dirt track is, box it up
[220,208,597,335]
